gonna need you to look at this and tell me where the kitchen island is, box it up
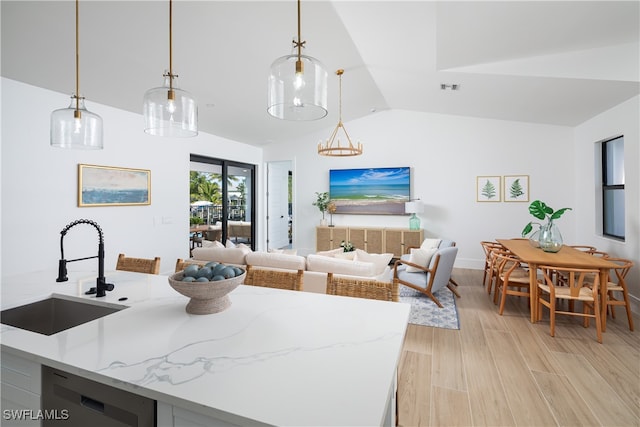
[1,270,410,426]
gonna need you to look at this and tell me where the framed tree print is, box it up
[476,176,501,202]
[504,175,529,202]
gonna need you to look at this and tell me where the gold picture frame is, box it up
[78,164,151,207]
[503,175,530,202]
[476,176,501,202]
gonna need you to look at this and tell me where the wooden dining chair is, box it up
[116,253,161,275]
[175,258,207,272]
[589,250,610,258]
[244,265,304,291]
[327,273,398,302]
[492,251,531,315]
[569,245,597,253]
[601,257,634,331]
[537,265,602,343]
[480,241,504,290]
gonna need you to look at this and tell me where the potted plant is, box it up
[340,240,354,252]
[521,200,571,252]
[190,216,204,226]
[312,192,330,225]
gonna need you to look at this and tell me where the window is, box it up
[601,136,625,240]
[190,155,255,248]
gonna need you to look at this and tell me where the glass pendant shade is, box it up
[268,54,328,121]
[143,73,198,137]
[50,96,103,149]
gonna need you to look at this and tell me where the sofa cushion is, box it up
[406,247,437,273]
[306,254,376,277]
[245,251,306,270]
[315,248,344,257]
[334,251,356,260]
[353,249,394,275]
[191,246,250,265]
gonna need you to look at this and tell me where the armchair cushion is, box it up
[420,238,442,250]
[405,247,437,273]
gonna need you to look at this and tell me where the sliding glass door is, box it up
[190,155,255,248]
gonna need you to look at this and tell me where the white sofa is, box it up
[188,246,393,294]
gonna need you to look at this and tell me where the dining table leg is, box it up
[600,268,610,332]
[529,263,539,323]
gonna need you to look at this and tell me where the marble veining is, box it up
[1,269,410,426]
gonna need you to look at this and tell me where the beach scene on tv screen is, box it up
[329,167,410,215]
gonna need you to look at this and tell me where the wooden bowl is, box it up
[168,270,245,315]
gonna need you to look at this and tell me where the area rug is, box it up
[398,285,460,330]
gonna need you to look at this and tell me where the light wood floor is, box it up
[397,268,640,427]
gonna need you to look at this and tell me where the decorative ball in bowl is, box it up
[168,262,246,315]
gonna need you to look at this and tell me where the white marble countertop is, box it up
[1,269,410,426]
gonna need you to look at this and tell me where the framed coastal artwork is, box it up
[78,164,151,207]
[476,176,501,202]
[329,167,410,215]
[503,175,530,202]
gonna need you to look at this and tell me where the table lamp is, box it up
[405,201,423,230]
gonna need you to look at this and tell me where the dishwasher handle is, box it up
[81,395,105,413]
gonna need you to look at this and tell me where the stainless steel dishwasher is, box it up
[42,366,155,426]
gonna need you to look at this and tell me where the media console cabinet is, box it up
[316,226,424,257]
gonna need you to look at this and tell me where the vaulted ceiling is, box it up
[2,1,638,146]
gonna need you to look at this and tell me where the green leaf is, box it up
[521,222,533,237]
[550,207,572,220]
[528,200,548,220]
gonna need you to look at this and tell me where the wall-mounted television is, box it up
[329,167,410,215]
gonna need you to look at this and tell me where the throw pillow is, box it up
[237,243,253,253]
[226,239,236,248]
[354,249,393,275]
[316,248,344,258]
[419,238,442,250]
[406,248,437,273]
[210,240,225,248]
[334,251,357,260]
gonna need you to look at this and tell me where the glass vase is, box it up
[528,227,541,248]
[538,221,563,253]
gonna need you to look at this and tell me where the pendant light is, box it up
[318,69,362,157]
[267,0,328,121]
[143,0,197,137]
[50,0,103,149]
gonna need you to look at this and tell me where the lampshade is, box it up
[51,96,103,149]
[143,72,197,137]
[267,0,327,121]
[405,201,423,214]
[143,0,198,137]
[50,0,103,149]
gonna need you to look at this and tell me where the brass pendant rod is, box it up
[337,69,344,121]
[168,0,174,90]
[74,0,80,117]
[296,0,302,59]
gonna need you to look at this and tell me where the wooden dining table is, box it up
[496,238,619,328]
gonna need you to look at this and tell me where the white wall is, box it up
[574,95,640,312]
[3,78,638,313]
[1,78,262,277]
[265,109,575,269]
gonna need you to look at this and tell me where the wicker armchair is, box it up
[326,273,398,302]
[244,265,303,291]
[393,246,459,308]
[116,253,161,275]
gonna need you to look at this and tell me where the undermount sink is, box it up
[1,297,127,336]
